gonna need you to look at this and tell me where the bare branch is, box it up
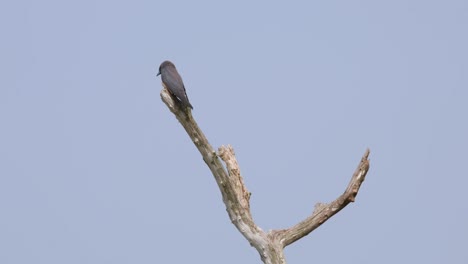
[160,87,371,264]
[161,89,281,264]
[270,149,371,247]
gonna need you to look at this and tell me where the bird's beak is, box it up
[156,72,161,76]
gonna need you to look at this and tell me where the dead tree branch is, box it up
[160,88,371,264]
[269,149,370,247]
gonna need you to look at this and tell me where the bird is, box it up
[157,60,193,110]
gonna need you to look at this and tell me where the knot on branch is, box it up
[313,202,328,215]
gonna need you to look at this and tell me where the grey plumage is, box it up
[157,60,193,109]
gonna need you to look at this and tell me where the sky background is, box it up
[1,0,467,263]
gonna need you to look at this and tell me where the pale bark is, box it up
[160,88,371,264]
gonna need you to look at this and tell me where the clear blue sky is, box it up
[1,1,467,263]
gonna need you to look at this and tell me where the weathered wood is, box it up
[161,88,371,264]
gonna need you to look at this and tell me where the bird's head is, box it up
[157,60,175,76]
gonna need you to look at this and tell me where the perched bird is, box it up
[157,60,193,109]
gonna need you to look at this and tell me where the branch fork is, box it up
[161,88,371,264]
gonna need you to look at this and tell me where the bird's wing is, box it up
[163,68,187,95]
[162,67,192,109]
